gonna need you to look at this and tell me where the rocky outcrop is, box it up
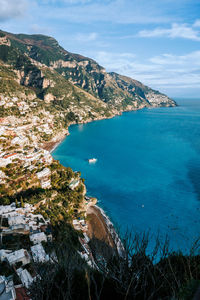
[44,93,56,102]
[50,60,77,69]
[16,69,55,90]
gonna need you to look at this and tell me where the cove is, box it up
[52,99,200,253]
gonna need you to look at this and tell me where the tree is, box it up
[20,197,24,208]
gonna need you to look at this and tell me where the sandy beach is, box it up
[42,130,68,153]
[86,205,116,248]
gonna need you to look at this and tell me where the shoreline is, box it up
[44,102,171,154]
[86,205,116,248]
[47,105,175,250]
[43,107,141,153]
[42,129,69,153]
[86,205,125,256]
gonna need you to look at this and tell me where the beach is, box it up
[86,205,116,248]
[42,130,68,153]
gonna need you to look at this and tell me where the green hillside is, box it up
[0,29,176,115]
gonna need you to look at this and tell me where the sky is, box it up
[0,0,200,97]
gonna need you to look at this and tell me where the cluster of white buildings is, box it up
[0,147,53,168]
[0,95,18,107]
[72,217,98,268]
[36,167,52,189]
[0,98,59,194]
[78,234,98,269]
[0,145,53,189]
[0,202,50,234]
[25,149,53,166]
[0,152,20,168]
[72,220,96,267]
[0,95,33,115]
[72,219,88,232]
[0,202,53,291]
[37,123,53,135]
[11,135,29,147]
[17,101,30,114]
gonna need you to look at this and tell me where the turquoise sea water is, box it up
[53,99,200,252]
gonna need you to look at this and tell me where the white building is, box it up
[11,136,28,146]
[0,249,12,262]
[72,219,81,230]
[36,168,51,179]
[83,233,90,243]
[30,232,47,245]
[16,268,34,288]
[6,249,31,266]
[41,179,51,189]
[0,153,20,167]
[26,213,45,223]
[41,150,53,165]
[8,215,25,226]
[69,179,80,190]
[10,224,29,231]
[0,203,16,216]
[0,170,7,184]
[0,157,11,167]
[31,243,49,263]
[0,126,5,135]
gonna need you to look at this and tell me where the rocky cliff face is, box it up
[0,29,176,118]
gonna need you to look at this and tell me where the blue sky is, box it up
[0,0,200,97]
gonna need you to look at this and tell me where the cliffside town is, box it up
[0,30,177,299]
[0,93,98,299]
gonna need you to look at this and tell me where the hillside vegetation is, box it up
[0,29,176,120]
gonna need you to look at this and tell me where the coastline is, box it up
[47,104,176,251]
[86,205,115,248]
[43,122,121,250]
[42,129,69,153]
[43,102,166,154]
[42,106,143,154]
[86,205,125,256]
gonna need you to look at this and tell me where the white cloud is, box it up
[193,19,200,27]
[150,51,200,65]
[75,32,98,42]
[0,0,28,22]
[94,51,138,73]
[138,22,200,41]
[92,50,200,91]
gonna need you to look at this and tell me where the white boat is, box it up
[88,158,97,163]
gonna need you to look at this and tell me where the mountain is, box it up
[0,29,176,122]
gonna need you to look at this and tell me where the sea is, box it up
[52,98,200,254]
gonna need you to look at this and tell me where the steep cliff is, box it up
[0,29,176,118]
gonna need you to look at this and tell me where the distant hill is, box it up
[0,29,176,121]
